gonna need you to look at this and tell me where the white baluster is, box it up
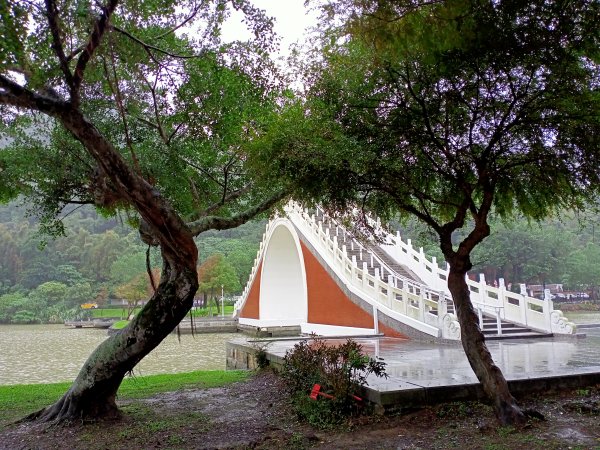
[495,308,502,335]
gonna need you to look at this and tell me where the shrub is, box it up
[252,342,271,369]
[281,336,387,427]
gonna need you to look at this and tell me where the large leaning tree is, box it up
[0,0,287,422]
[251,0,600,425]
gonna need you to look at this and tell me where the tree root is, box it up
[20,392,121,425]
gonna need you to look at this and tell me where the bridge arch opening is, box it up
[259,222,307,324]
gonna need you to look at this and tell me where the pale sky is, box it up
[220,0,319,58]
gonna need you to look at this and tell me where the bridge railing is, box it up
[288,203,460,339]
[305,203,575,336]
[233,219,276,316]
[466,275,576,334]
[236,202,575,337]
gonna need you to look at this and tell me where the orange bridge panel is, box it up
[301,241,406,340]
[239,261,261,319]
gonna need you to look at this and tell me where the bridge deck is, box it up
[230,328,600,410]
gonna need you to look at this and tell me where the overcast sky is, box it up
[220,0,319,58]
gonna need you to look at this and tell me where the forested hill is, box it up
[0,202,264,323]
[2,199,599,325]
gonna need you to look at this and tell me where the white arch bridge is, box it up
[233,203,576,341]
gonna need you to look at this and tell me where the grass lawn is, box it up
[0,370,250,427]
[92,305,235,320]
[191,305,234,317]
[91,308,136,319]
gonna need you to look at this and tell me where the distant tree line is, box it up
[402,211,600,298]
[0,202,264,323]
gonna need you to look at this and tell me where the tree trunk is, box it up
[447,262,526,425]
[27,258,198,423]
[20,107,201,423]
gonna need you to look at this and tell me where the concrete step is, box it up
[485,332,554,340]
[369,245,424,284]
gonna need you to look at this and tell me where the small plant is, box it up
[576,388,590,397]
[280,336,387,428]
[253,342,271,369]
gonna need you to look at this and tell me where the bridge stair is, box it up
[312,208,574,340]
[235,202,577,341]
[315,211,456,319]
[368,244,424,285]
[481,315,553,340]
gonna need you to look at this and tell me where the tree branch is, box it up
[72,0,119,107]
[188,184,253,221]
[188,190,288,236]
[0,75,68,114]
[111,25,199,59]
[45,0,74,92]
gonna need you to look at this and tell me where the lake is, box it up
[2,310,598,386]
[0,324,238,385]
[562,310,600,324]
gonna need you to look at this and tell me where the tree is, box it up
[0,223,22,285]
[0,0,286,422]
[253,0,600,424]
[469,219,572,286]
[566,245,600,297]
[197,253,241,313]
[0,292,28,323]
[115,274,148,318]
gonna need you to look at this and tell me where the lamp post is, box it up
[221,284,224,317]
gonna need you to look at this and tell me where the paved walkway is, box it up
[250,327,600,408]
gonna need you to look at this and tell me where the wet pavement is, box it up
[248,325,600,408]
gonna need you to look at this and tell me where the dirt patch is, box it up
[1,372,600,449]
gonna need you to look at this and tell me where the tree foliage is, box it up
[252,0,600,425]
[0,0,287,422]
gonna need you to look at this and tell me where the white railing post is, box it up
[478,274,487,308]
[519,283,527,296]
[498,278,507,319]
[387,275,395,308]
[544,289,553,331]
[373,305,379,334]
[477,306,483,329]
[495,308,502,335]
[419,290,426,322]
[437,293,447,329]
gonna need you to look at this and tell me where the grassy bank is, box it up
[92,305,235,319]
[0,370,249,427]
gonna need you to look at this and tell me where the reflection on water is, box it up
[0,324,237,385]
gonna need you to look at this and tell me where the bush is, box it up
[252,342,271,369]
[281,336,387,427]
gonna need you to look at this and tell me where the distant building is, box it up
[527,284,563,299]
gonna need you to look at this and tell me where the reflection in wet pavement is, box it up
[258,328,600,391]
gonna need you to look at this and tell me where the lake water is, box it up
[562,310,600,324]
[1,310,598,386]
[0,324,238,385]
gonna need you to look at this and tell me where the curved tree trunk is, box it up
[27,257,198,423]
[447,262,526,426]
[20,108,201,423]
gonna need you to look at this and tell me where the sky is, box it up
[220,0,319,58]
